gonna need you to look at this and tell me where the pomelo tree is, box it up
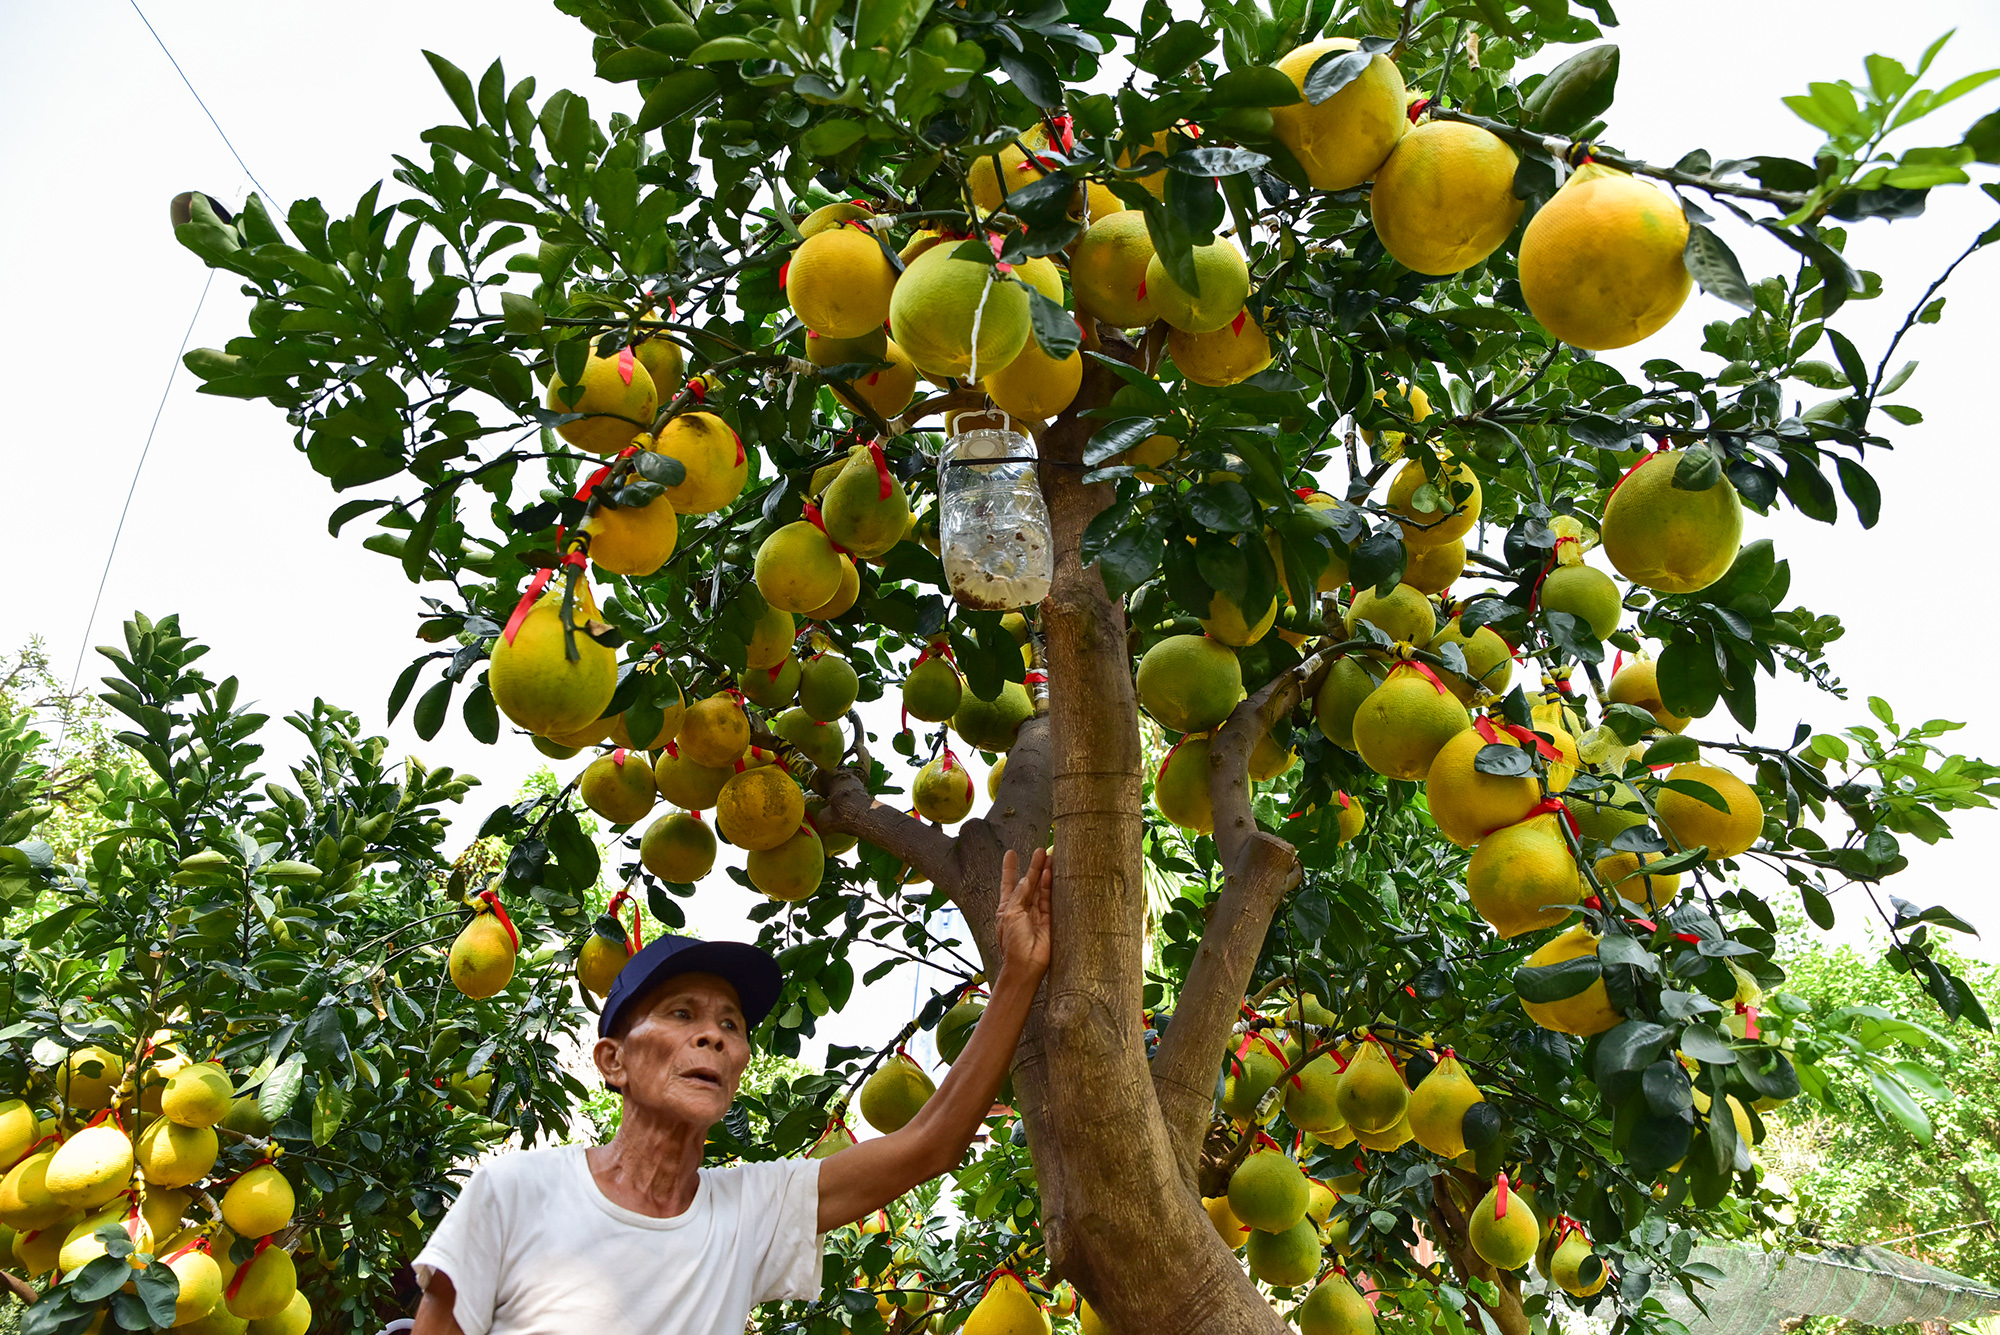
[143,1,2000,1333]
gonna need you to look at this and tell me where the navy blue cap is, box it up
[598,936,785,1038]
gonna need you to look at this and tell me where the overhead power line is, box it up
[125,0,273,201]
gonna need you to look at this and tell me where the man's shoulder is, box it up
[470,1143,580,1194]
[702,1155,818,1202]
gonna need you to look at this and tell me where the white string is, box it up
[965,266,997,384]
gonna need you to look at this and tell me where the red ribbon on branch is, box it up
[224,1235,275,1302]
[1479,795,1579,841]
[1398,660,1450,696]
[868,440,894,501]
[501,551,589,647]
[1473,715,1562,761]
[1606,449,1660,500]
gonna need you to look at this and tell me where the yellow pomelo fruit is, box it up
[1425,726,1542,848]
[633,329,684,398]
[1071,211,1158,327]
[786,225,896,338]
[245,1289,311,1335]
[967,1271,1050,1335]
[542,714,611,750]
[968,131,1052,213]
[1247,1216,1321,1287]
[1334,1039,1408,1133]
[805,556,862,621]
[0,1149,71,1231]
[1551,1230,1608,1297]
[1469,1176,1538,1270]
[1306,1178,1338,1227]
[1599,450,1743,594]
[1520,162,1691,350]
[1352,663,1469,780]
[1116,128,1177,194]
[716,765,807,851]
[1468,812,1580,937]
[221,1165,295,1238]
[822,446,912,560]
[1568,780,1647,845]
[744,602,795,670]
[1595,849,1682,912]
[1387,456,1481,548]
[1362,381,1434,457]
[678,693,752,768]
[1154,735,1214,833]
[797,655,860,722]
[775,707,844,770]
[141,1186,191,1242]
[1205,1194,1253,1250]
[1539,564,1623,640]
[835,338,919,420]
[225,1245,298,1320]
[488,587,618,738]
[860,1054,936,1134]
[747,826,826,901]
[1220,1041,1282,1119]
[59,1203,148,1272]
[913,755,977,824]
[1353,1110,1414,1150]
[1334,792,1366,844]
[171,1247,227,1326]
[0,1100,36,1165]
[1519,926,1623,1035]
[1370,120,1523,274]
[579,930,636,996]
[799,200,874,237]
[1298,492,1352,591]
[755,521,845,614]
[652,746,731,810]
[162,1062,234,1129]
[1229,1148,1309,1232]
[582,488,677,578]
[45,1124,132,1208]
[1656,762,1763,859]
[986,756,1006,800]
[1118,430,1182,483]
[546,349,657,455]
[135,1116,219,1188]
[1402,538,1465,595]
[60,1045,127,1112]
[1272,39,1408,190]
[1427,616,1514,703]
[1297,1273,1377,1335]
[951,681,1034,753]
[1169,309,1275,387]
[449,910,517,999]
[1136,634,1243,735]
[903,656,963,723]
[181,1306,251,1335]
[889,241,1032,380]
[1250,730,1299,782]
[219,1097,271,1139]
[650,412,748,515]
[15,1213,72,1275]
[1201,587,1281,646]
[1284,1054,1345,1133]
[1015,254,1064,303]
[1606,658,1690,732]
[579,749,658,825]
[1143,238,1251,334]
[1313,657,1380,750]
[1346,582,1434,644]
[1407,1051,1484,1158]
[640,810,716,883]
[983,335,1082,422]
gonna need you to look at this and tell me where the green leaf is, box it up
[1684,223,1755,310]
[134,1260,182,1329]
[1186,483,1259,533]
[801,119,868,157]
[72,1254,133,1302]
[1210,66,1299,107]
[501,292,544,334]
[313,1081,347,1147]
[1524,45,1620,134]
[463,681,499,745]
[1472,743,1534,777]
[1027,287,1083,360]
[386,657,429,725]
[423,51,480,126]
[637,69,722,132]
[1514,953,1602,1004]
[1137,20,1215,77]
[1302,48,1374,105]
[1595,1019,1674,1083]
[597,46,686,82]
[1834,457,1881,528]
[1826,328,1870,391]
[260,1052,306,1123]
[1868,1067,1934,1141]
[413,676,454,742]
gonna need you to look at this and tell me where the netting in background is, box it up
[1653,1244,2000,1335]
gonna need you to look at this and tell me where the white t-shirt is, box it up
[414,1145,824,1335]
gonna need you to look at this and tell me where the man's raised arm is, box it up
[815,848,1052,1233]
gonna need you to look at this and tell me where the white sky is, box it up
[2,1,1997,1082]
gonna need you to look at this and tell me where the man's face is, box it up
[594,972,752,1126]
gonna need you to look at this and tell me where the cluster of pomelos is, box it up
[0,1040,310,1333]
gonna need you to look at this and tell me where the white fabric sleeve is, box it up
[749,1156,826,1303]
[413,1165,505,1335]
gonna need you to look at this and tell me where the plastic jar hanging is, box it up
[936,409,1053,612]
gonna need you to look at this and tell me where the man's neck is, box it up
[585,1110,708,1218]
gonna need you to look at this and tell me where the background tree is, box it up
[75,0,2000,1333]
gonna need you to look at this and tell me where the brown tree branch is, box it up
[815,765,960,889]
[1151,646,1337,1183]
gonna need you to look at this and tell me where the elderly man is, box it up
[412,848,1052,1335]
